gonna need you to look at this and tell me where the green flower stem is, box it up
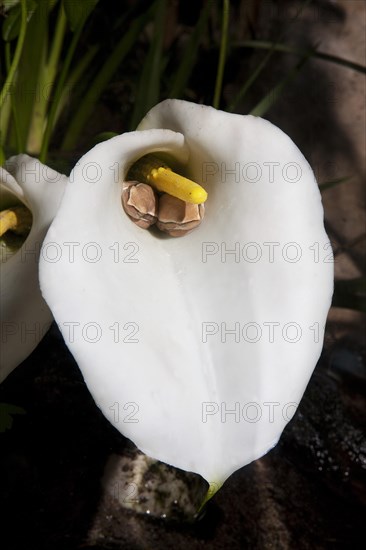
[0,0,27,157]
[0,0,27,111]
[40,10,89,163]
[47,4,67,78]
[213,0,229,109]
[27,3,67,154]
[61,10,152,151]
[129,0,165,130]
[0,45,13,155]
[54,45,99,128]
[5,41,24,154]
[168,2,211,99]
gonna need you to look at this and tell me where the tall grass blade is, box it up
[168,2,211,98]
[129,0,166,129]
[61,9,153,151]
[250,55,309,117]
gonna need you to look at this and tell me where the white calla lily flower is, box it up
[0,155,67,382]
[40,100,333,489]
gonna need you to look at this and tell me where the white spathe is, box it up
[0,155,67,382]
[39,100,333,485]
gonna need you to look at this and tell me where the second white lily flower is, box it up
[0,155,67,382]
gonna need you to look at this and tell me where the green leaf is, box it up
[40,0,99,161]
[2,0,36,41]
[54,44,99,128]
[0,403,26,432]
[228,0,316,112]
[0,0,30,152]
[62,0,99,31]
[2,0,21,12]
[249,55,309,117]
[130,0,166,129]
[61,6,154,150]
[2,3,21,40]
[8,0,47,151]
[91,131,118,145]
[213,0,230,109]
[228,47,275,113]
[168,2,211,98]
[26,2,67,154]
[235,40,366,75]
[319,175,352,192]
